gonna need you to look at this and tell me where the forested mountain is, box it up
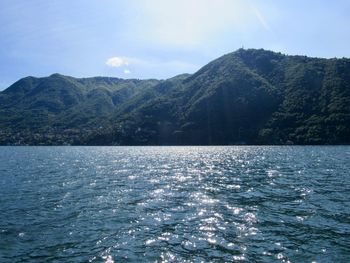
[0,74,160,144]
[1,49,349,145]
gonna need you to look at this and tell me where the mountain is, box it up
[0,74,160,144]
[1,49,349,145]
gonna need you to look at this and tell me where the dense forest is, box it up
[0,49,349,145]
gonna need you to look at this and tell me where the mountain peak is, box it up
[1,49,349,145]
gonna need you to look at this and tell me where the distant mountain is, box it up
[0,74,160,144]
[1,49,349,145]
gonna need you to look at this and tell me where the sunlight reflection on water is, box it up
[0,146,349,262]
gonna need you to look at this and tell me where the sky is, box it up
[0,0,350,90]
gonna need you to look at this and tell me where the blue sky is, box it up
[0,0,350,90]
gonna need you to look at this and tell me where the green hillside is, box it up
[1,49,349,145]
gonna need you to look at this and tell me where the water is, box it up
[0,146,349,262]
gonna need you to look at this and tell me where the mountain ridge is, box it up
[1,48,349,145]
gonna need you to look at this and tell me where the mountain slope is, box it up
[0,74,160,144]
[1,49,349,145]
[87,49,349,145]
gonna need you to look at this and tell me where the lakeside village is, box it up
[0,127,93,145]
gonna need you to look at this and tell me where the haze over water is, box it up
[0,146,349,262]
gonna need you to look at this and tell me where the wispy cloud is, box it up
[106,57,129,67]
[250,5,271,32]
[123,69,131,74]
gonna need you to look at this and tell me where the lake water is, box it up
[0,146,349,262]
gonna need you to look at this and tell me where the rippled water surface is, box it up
[0,146,349,262]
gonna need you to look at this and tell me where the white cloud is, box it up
[106,57,129,67]
[105,55,200,79]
